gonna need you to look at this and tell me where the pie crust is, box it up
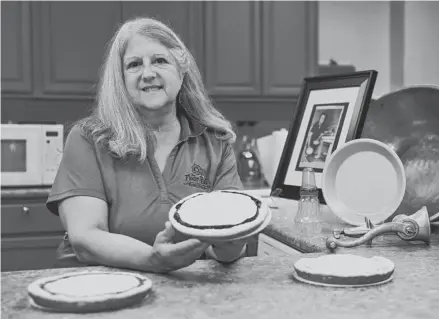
[293,254,395,286]
[169,190,269,240]
[28,271,152,312]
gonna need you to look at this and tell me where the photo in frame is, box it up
[270,70,378,203]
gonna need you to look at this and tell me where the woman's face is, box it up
[123,34,183,112]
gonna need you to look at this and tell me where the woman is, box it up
[47,17,247,273]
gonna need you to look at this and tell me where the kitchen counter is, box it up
[2,238,439,319]
[258,193,439,254]
[3,189,439,318]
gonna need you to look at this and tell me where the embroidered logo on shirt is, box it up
[183,163,211,191]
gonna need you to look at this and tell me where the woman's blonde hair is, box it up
[78,17,236,162]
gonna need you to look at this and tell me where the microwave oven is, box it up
[1,124,64,187]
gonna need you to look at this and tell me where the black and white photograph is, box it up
[271,70,378,203]
[296,102,347,172]
[2,1,439,317]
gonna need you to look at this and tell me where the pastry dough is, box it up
[293,254,395,286]
[169,190,269,240]
[28,271,152,312]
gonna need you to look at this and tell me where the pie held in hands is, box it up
[169,190,269,240]
[28,271,152,313]
[293,254,395,287]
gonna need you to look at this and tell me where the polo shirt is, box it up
[47,110,244,247]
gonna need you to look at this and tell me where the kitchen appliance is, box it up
[1,124,64,187]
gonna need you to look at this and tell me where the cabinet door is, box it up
[262,1,318,96]
[204,1,261,96]
[39,2,121,96]
[2,236,63,271]
[1,203,64,236]
[1,1,32,94]
[121,1,203,74]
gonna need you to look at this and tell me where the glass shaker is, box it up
[294,168,322,233]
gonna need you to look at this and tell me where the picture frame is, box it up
[270,70,378,203]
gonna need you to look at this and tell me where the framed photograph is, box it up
[271,70,378,203]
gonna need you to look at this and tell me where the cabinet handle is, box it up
[22,206,29,214]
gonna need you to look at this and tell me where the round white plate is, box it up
[322,138,406,226]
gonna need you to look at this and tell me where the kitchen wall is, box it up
[247,1,439,144]
[319,1,439,99]
[319,1,391,98]
[404,1,439,87]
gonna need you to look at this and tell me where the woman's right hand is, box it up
[150,222,210,273]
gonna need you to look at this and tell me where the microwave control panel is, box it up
[42,125,64,185]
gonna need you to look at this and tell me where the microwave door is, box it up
[1,126,43,186]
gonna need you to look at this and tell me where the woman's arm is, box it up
[59,196,159,272]
[60,196,209,272]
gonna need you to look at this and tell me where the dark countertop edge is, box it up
[1,187,52,200]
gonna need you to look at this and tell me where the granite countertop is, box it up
[259,194,439,254]
[2,241,439,319]
[3,189,439,318]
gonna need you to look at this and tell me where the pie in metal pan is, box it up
[28,271,153,313]
[292,254,395,287]
[169,190,271,241]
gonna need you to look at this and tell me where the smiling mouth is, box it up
[141,86,163,92]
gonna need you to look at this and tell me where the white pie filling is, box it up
[294,254,395,277]
[176,191,258,226]
[28,271,152,306]
[44,273,140,297]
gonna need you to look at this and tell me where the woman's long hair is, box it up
[77,17,236,162]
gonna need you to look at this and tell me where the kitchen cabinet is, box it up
[1,1,203,98]
[121,1,204,73]
[1,1,32,94]
[204,1,261,96]
[257,233,302,257]
[204,1,318,97]
[38,2,121,96]
[1,1,319,124]
[1,197,65,271]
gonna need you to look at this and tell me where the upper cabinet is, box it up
[1,1,32,94]
[39,2,121,96]
[205,1,262,96]
[1,1,317,99]
[204,1,318,97]
[261,1,318,96]
[121,1,203,70]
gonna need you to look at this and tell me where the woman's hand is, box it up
[150,222,210,273]
[206,238,247,263]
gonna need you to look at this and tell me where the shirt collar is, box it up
[178,108,207,142]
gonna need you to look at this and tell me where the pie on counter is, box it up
[28,271,152,313]
[293,254,395,287]
[169,190,269,240]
